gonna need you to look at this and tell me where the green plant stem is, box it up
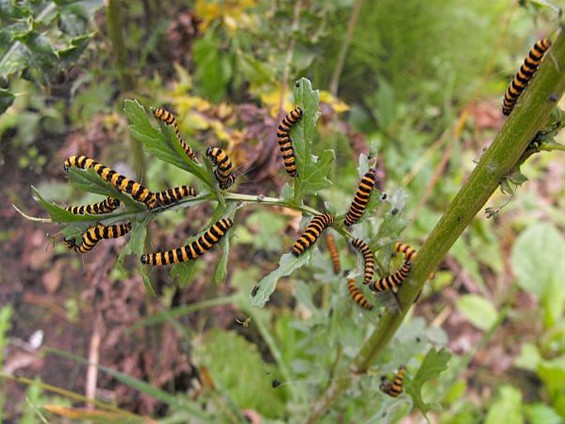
[106,0,133,93]
[306,30,565,424]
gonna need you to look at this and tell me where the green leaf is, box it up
[511,223,565,327]
[58,34,91,64]
[455,294,498,331]
[32,185,97,223]
[292,78,335,202]
[192,30,232,102]
[0,89,14,115]
[250,251,315,308]
[0,306,13,366]
[514,343,542,371]
[405,347,451,414]
[485,386,523,424]
[123,99,211,188]
[202,330,287,418]
[214,232,231,284]
[537,358,565,408]
[524,403,563,424]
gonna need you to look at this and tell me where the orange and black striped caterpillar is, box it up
[344,169,376,227]
[66,197,120,215]
[198,366,216,391]
[351,238,375,285]
[64,222,132,254]
[153,185,197,207]
[326,233,341,274]
[394,241,435,280]
[380,365,406,397]
[141,218,233,266]
[206,147,236,190]
[502,38,552,116]
[291,213,334,256]
[152,107,197,160]
[63,155,157,209]
[277,107,303,177]
[369,260,411,292]
[347,278,373,310]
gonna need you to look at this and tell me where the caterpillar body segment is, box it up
[64,222,132,254]
[141,218,233,266]
[326,233,341,274]
[66,197,120,215]
[380,365,406,397]
[276,107,303,177]
[351,238,375,285]
[291,213,334,256]
[153,185,197,207]
[344,169,376,227]
[63,155,157,209]
[206,147,236,190]
[369,260,411,292]
[347,278,373,310]
[502,38,552,116]
[152,107,197,160]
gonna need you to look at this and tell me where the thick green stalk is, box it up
[306,31,565,423]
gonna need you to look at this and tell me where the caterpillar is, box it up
[291,213,334,256]
[64,222,132,254]
[141,218,233,266]
[63,155,157,209]
[344,169,376,227]
[206,147,236,190]
[153,185,197,207]
[394,241,435,280]
[198,366,216,391]
[326,233,341,274]
[369,260,411,292]
[351,238,375,285]
[380,365,406,397]
[66,197,120,215]
[251,285,259,297]
[502,38,552,116]
[276,107,303,177]
[152,107,197,160]
[347,278,373,310]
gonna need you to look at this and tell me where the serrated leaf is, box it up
[455,294,498,331]
[0,88,15,115]
[292,78,334,202]
[250,251,315,308]
[32,185,96,223]
[58,34,91,64]
[123,99,211,187]
[202,330,287,418]
[405,347,451,414]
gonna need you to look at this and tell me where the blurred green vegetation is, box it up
[1,0,563,423]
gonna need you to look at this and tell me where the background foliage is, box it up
[0,0,563,423]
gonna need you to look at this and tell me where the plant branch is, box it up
[306,30,565,423]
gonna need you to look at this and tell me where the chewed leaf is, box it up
[291,78,334,202]
[250,251,314,307]
[123,99,212,187]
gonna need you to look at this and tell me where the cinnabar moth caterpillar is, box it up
[63,155,157,209]
[251,285,259,297]
[141,218,233,266]
[277,107,303,177]
[502,38,552,116]
[152,107,197,160]
[64,222,132,254]
[347,278,373,310]
[344,169,376,227]
[380,365,406,397]
[351,238,375,285]
[394,241,435,280]
[369,260,411,292]
[153,185,197,207]
[326,233,341,274]
[206,147,236,189]
[291,213,334,256]
[66,197,120,215]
